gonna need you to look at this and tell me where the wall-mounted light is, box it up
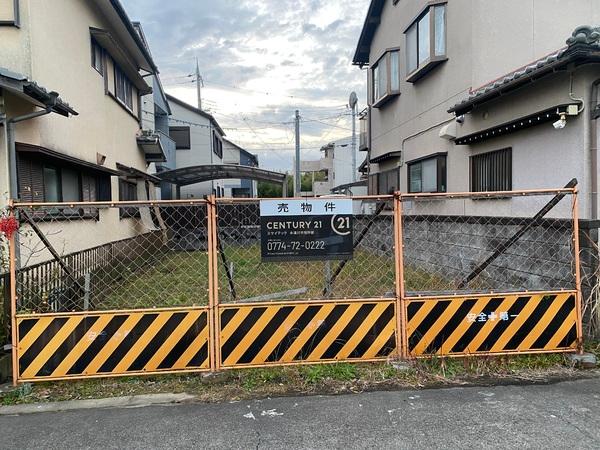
[553,113,567,130]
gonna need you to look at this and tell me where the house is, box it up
[222,139,259,198]
[0,0,160,258]
[353,0,600,220]
[300,137,365,196]
[134,23,177,200]
[166,94,226,199]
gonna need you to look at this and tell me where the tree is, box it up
[257,171,328,198]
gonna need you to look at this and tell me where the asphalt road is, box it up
[1,378,599,449]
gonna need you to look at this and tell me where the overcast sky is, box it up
[121,0,370,172]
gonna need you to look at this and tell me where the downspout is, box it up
[400,117,455,166]
[590,78,600,221]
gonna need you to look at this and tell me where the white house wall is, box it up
[169,100,223,199]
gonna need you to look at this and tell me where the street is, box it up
[1,378,598,449]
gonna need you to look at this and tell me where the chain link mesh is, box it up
[11,191,579,314]
[216,198,396,303]
[401,191,576,295]
[14,202,209,313]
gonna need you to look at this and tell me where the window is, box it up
[405,2,447,82]
[372,49,400,107]
[17,152,110,217]
[0,0,20,27]
[407,153,447,193]
[43,166,61,202]
[114,64,133,110]
[213,131,223,158]
[470,148,512,192]
[369,168,400,195]
[119,179,137,201]
[119,179,139,218]
[169,126,191,149]
[91,38,103,74]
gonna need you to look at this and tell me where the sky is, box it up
[121,0,370,172]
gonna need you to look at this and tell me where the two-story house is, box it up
[0,0,161,258]
[353,0,600,220]
[301,137,365,196]
[166,94,226,199]
[222,138,259,198]
[134,22,176,200]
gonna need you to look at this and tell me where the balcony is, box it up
[158,130,176,166]
[137,129,176,164]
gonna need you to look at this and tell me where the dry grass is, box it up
[98,245,404,309]
[1,354,596,406]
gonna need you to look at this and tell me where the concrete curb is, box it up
[0,393,196,415]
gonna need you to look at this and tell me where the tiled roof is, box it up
[449,26,600,115]
[0,67,77,116]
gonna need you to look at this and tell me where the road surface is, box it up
[1,378,599,449]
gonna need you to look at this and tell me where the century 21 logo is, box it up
[332,216,351,236]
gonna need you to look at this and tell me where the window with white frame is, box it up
[372,49,400,107]
[407,153,447,193]
[405,2,447,82]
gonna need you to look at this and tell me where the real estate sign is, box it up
[260,199,354,262]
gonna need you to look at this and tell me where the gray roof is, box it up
[0,67,77,117]
[223,138,259,166]
[450,26,600,115]
[166,94,225,136]
[157,165,286,186]
[352,0,385,66]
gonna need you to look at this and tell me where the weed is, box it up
[301,363,358,384]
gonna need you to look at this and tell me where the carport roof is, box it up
[157,165,287,186]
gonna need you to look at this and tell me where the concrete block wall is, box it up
[357,215,575,294]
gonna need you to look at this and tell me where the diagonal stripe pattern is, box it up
[406,293,578,356]
[219,301,397,367]
[16,309,210,380]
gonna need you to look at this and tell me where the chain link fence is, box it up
[13,202,210,313]
[8,191,581,313]
[215,198,396,303]
[401,190,577,296]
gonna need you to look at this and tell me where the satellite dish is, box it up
[349,91,358,109]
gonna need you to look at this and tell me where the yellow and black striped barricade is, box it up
[16,307,211,382]
[406,292,579,357]
[218,299,397,368]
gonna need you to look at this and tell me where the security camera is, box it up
[553,114,567,130]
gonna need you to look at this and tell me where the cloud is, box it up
[122,0,370,171]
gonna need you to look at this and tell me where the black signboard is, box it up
[260,199,354,262]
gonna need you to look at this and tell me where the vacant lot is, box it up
[75,244,399,310]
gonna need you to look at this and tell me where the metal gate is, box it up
[5,187,583,384]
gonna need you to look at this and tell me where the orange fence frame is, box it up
[7,188,585,384]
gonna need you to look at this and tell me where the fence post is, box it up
[8,202,18,385]
[206,196,221,371]
[572,188,584,353]
[393,192,407,359]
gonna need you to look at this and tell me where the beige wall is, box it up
[0,0,148,201]
[0,0,31,76]
[0,0,156,266]
[364,0,600,218]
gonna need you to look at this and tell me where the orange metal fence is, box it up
[5,188,583,383]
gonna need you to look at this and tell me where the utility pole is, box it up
[195,57,203,110]
[294,109,301,196]
[349,92,358,183]
[351,105,357,183]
